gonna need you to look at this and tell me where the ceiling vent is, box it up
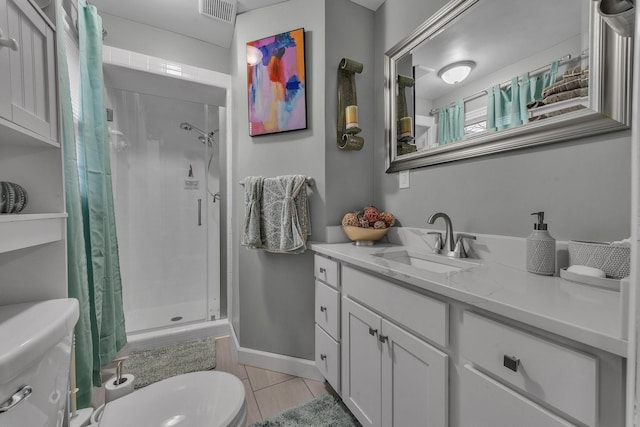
[199,0,237,24]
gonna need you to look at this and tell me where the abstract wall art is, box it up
[246,28,307,136]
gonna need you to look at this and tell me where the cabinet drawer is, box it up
[315,324,340,393]
[461,311,597,427]
[342,265,448,347]
[315,280,340,340]
[461,365,576,427]
[314,254,340,289]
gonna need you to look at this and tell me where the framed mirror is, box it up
[385,0,633,172]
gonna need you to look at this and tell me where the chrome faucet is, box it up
[427,212,476,258]
[427,212,455,254]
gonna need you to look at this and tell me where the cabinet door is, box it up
[0,0,12,119]
[461,364,577,427]
[342,297,382,427]
[6,0,57,140]
[381,319,448,427]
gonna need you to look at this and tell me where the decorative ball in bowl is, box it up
[341,206,394,246]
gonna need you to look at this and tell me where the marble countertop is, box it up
[311,242,627,357]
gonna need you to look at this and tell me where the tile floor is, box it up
[93,336,333,425]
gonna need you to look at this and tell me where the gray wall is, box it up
[373,0,631,242]
[325,0,376,224]
[230,0,375,359]
[100,13,231,74]
[232,0,326,359]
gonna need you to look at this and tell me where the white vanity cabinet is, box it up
[1,0,57,143]
[340,264,449,427]
[461,364,577,427]
[314,255,341,393]
[312,248,625,427]
[461,311,597,427]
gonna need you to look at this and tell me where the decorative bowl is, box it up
[568,240,630,279]
[342,226,389,246]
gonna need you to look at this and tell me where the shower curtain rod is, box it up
[239,177,314,186]
[428,50,589,116]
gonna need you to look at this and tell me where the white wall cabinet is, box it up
[0,0,66,305]
[1,0,57,143]
[0,0,12,120]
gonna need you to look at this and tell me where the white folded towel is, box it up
[611,237,631,247]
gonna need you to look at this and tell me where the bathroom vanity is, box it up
[312,239,626,427]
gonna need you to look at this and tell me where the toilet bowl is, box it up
[95,371,247,427]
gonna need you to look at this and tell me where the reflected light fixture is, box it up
[438,61,476,84]
[246,45,263,66]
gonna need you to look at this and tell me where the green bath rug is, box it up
[250,394,361,427]
[123,336,216,389]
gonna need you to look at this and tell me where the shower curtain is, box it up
[56,0,93,409]
[57,0,127,407]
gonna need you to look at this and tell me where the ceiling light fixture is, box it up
[437,61,476,85]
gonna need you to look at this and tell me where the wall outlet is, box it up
[399,170,410,189]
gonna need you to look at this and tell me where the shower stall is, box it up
[104,68,224,335]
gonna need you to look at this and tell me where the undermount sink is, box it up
[372,249,479,274]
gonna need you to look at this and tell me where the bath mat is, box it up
[123,337,216,389]
[250,394,361,427]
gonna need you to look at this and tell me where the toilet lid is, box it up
[98,371,245,427]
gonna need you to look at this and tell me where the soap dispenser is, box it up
[526,211,556,275]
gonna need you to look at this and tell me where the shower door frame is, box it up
[101,48,234,334]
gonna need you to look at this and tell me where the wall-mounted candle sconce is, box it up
[396,74,416,155]
[337,58,364,150]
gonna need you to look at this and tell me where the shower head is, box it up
[199,130,219,146]
[179,122,211,136]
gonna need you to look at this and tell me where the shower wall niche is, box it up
[104,80,222,334]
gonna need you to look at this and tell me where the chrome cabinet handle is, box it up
[320,306,327,312]
[0,385,32,413]
[0,28,18,51]
[503,355,520,372]
[320,354,327,360]
[197,198,202,226]
[378,334,388,343]
[368,327,378,336]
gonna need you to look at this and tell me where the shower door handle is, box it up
[198,199,202,226]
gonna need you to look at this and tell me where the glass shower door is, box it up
[107,89,210,333]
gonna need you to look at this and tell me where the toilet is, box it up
[93,371,247,427]
[0,298,247,427]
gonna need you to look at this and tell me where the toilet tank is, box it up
[0,299,79,427]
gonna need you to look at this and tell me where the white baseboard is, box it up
[236,345,323,381]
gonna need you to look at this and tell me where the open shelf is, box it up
[529,97,589,119]
[0,213,67,253]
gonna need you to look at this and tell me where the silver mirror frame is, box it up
[385,0,632,172]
